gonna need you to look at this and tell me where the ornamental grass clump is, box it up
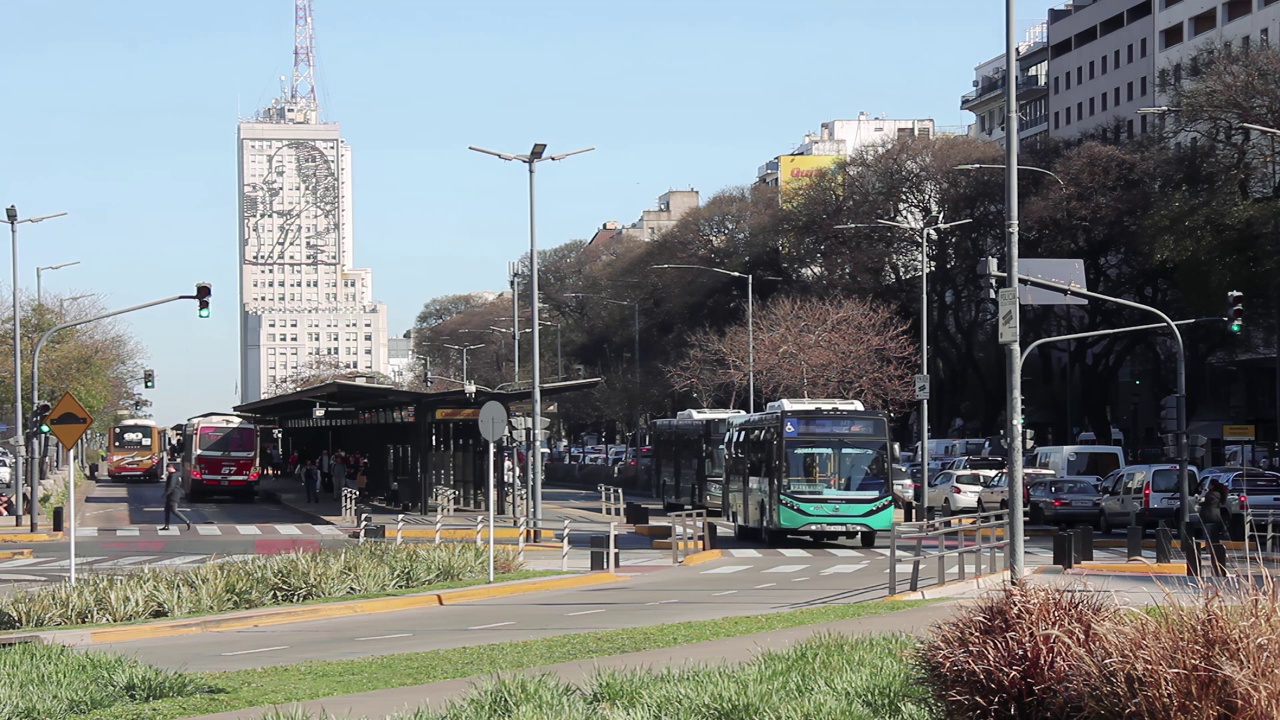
[918,581,1280,720]
[0,542,521,630]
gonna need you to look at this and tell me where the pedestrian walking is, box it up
[331,454,347,500]
[302,459,321,503]
[161,462,192,531]
[1199,478,1229,576]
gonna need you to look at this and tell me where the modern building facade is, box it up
[960,23,1050,145]
[586,189,701,247]
[1047,0,1157,140]
[757,113,936,185]
[387,332,414,385]
[1156,0,1280,100]
[238,92,389,403]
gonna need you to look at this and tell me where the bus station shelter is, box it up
[233,378,600,513]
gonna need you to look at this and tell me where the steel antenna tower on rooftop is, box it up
[292,0,318,116]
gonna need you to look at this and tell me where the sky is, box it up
[1,0,1059,426]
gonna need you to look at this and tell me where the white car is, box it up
[0,458,9,486]
[926,469,1000,516]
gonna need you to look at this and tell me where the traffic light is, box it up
[33,401,52,434]
[1160,395,1179,434]
[143,369,155,389]
[1227,291,1245,333]
[195,282,212,318]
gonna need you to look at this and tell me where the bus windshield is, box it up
[197,426,255,454]
[112,427,153,451]
[708,445,727,479]
[784,439,888,495]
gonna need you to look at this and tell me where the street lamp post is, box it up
[652,264,757,413]
[442,343,484,382]
[36,261,80,311]
[836,216,972,519]
[470,142,594,532]
[4,206,68,520]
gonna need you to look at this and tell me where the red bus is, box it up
[181,413,260,501]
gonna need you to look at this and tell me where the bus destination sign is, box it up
[783,417,883,437]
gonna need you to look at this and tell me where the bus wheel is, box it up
[733,523,747,540]
[763,528,784,546]
[860,531,877,549]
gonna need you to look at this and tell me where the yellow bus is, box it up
[107,419,165,481]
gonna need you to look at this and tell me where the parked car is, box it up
[0,457,10,486]
[925,469,1000,516]
[948,455,1008,472]
[1197,468,1280,541]
[1028,478,1103,527]
[1097,464,1197,534]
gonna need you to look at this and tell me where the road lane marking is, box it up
[316,525,346,535]
[41,557,106,568]
[564,609,605,616]
[152,555,210,566]
[355,633,413,641]
[75,527,98,537]
[157,527,180,536]
[0,573,52,581]
[754,583,776,588]
[699,565,749,574]
[726,549,762,558]
[235,525,262,535]
[467,622,515,630]
[196,525,222,536]
[0,558,46,568]
[887,564,920,573]
[777,549,811,557]
[95,556,158,567]
[277,525,304,535]
[220,646,289,656]
[790,577,811,582]
[644,599,679,605]
[762,564,809,573]
[827,549,863,557]
[820,563,869,574]
[209,554,257,564]
[115,528,140,537]
[711,590,738,596]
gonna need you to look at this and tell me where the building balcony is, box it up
[961,78,1008,111]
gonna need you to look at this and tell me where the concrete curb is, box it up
[680,549,723,566]
[0,548,33,560]
[1070,561,1188,576]
[885,570,1010,601]
[0,532,63,543]
[6,573,625,647]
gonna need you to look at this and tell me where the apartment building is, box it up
[1157,0,1280,99]
[960,23,1051,145]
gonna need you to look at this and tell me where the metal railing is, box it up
[889,509,1009,596]
[669,509,708,564]
[341,487,358,523]
[432,486,459,515]
[598,484,624,517]
[1244,509,1280,554]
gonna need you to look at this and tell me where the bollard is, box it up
[475,516,483,547]
[1053,532,1075,569]
[434,511,442,545]
[590,535,606,571]
[518,516,527,564]
[608,522,617,571]
[562,519,571,572]
[395,514,405,546]
[704,520,717,551]
[1075,525,1094,562]
[1155,525,1173,564]
[52,506,64,533]
[1126,525,1144,560]
[1183,533,1201,578]
[1069,527,1089,563]
[358,513,372,544]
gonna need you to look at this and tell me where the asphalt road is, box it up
[80,479,321,529]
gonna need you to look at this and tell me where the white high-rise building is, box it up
[237,89,389,403]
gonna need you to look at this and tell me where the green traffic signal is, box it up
[198,306,210,318]
[38,421,51,434]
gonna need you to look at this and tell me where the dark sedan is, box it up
[1028,478,1101,527]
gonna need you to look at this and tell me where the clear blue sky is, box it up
[2,0,1058,426]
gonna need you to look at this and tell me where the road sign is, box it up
[998,288,1019,344]
[47,391,93,451]
[478,401,509,442]
[914,374,930,400]
[1223,424,1256,441]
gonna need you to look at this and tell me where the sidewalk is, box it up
[186,601,959,720]
[0,465,75,541]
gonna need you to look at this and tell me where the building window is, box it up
[1054,76,1060,94]
[1065,72,1072,90]
[1173,63,1182,86]
[1054,110,1061,129]
[1127,118,1135,139]
[1089,97,1096,116]
[1127,44,1134,64]
[364,333,372,341]
[1263,28,1270,47]
[1066,107,1073,125]
[1089,60,1096,80]
[267,334,275,342]
[1141,37,1148,57]
[1102,56,1108,75]
[1076,66,1083,85]
[1077,101,1083,120]
[1140,75,1148,96]
[1114,87,1120,106]
[1161,23,1185,50]
[1127,81,1134,101]
[1140,115,1148,134]
[1114,49,1120,68]
[1101,92,1108,111]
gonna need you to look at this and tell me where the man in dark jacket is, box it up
[161,462,192,531]
[1199,478,1229,576]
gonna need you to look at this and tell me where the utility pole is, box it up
[1002,0,1026,582]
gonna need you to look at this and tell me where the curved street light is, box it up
[954,163,1066,188]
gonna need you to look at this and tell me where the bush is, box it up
[0,641,210,720]
[0,543,523,631]
[918,582,1280,719]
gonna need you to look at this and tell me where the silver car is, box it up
[1197,468,1280,540]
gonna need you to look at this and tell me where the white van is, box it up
[1031,445,1125,480]
[1077,429,1125,447]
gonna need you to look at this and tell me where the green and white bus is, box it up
[724,399,895,547]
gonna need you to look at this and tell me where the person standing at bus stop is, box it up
[161,462,192,531]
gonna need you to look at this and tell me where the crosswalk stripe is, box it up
[75,527,98,537]
[116,528,140,537]
[209,554,256,564]
[41,557,106,568]
[1026,548,1053,556]
[96,556,158,567]
[820,563,869,574]
[827,548,863,557]
[0,558,46,568]
[196,525,222,536]
[276,525,303,535]
[777,549,811,557]
[316,525,345,536]
[152,555,210,566]
[762,564,809,573]
[887,563,919,574]
[726,549,762,558]
[699,565,750,574]
[158,527,180,536]
[235,525,262,535]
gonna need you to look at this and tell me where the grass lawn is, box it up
[70,599,929,720]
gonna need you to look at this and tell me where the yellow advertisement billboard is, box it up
[778,154,840,199]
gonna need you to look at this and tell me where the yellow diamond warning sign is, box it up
[47,392,93,451]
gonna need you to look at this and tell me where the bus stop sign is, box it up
[47,391,94,451]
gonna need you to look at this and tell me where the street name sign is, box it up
[998,288,1019,344]
[914,374,930,400]
[48,391,93,451]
